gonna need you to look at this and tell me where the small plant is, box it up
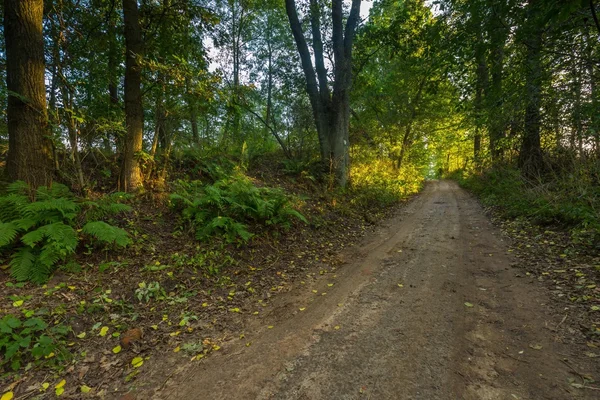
[0,314,70,371]
[135,281,165,303]
[170,174,307,243]
[0,181,132,283]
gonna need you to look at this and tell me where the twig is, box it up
[501,352,530,363]
[555,314,568,331]
[560,358,586,384]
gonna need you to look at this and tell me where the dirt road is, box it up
[160,180,598,400]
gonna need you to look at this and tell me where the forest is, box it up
[1,0,599,398]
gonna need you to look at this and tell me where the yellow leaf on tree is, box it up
[131,357,144,368]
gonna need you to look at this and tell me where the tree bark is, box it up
[285,0,361,187]
[518,1,544,176]
[4,0,54,188]
[120,0,144,192]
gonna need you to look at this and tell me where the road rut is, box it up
[161,180,599,400]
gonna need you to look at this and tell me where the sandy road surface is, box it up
[160,180,598,400]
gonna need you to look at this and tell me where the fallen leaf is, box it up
[173,346,181,353]
[76,332,86,339]
[112,346,122,354]
[131,357,144,368]
[529,344,543,350]
[12,300,23,307]
[99,326,109,337]
[41,383,49,391]
[1,392,13,400]
[464,302,474,308]
[268,325,274,329]
[80,385,92,393]
[299,307,306,311]
[334,326,340,330]
[397,284,404,288]
[55,380,66,389]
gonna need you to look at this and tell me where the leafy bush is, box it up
[457,165,600,245]
[0,181,132,283]
[0,314,70,371]
[170,174,307,243]
[350,159,424,208]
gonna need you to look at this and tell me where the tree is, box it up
[285,0,362,187]
[120,0,144,191]
[4,0,54,188]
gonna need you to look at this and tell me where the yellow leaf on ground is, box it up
[173,346,181,353]
[1,392,14,400]
[55,380,66,389]
[131,357,144,368]
[76,332,86,339]
[41,383,49,391]
[299,307,306,311]
[12,300,23,307]
[80,385,92,393]
[112,346,122,354]
[99,326,109,337]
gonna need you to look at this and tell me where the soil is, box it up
[145,180,600,400]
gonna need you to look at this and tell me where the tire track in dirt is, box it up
[157,180,599,400]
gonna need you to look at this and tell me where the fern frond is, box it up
[0,222,19,247]
[23,198,79,221]
[10,247,37,282]
[82,221,131,247]
[6,181,30,195]
[21,223,78,251]
[0,193,29,222]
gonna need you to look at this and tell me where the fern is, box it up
[171,174,307,243]
[0,181,132,283]
[10,247,38,283]
[82,221,131,247]
[0,222,19,247]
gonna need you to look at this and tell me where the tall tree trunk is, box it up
[4,0,54,188]
[519,1,544,176]
[487,7,508,161]
[473,38,488,167]
[285,0,361,187]
[120,0,144,192]
[107,11,119,154]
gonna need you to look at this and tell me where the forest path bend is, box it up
[160,180,598,400]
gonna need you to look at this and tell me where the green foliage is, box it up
[0,314,70,371]
[135,282,165,303]
[457,164,600,244]
[0,182,131,283]
[170,173,307,243]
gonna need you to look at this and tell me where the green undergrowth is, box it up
[453,165,600,246]
[349,158,425,208]
[0,181,132,283]
[170,171,307,243]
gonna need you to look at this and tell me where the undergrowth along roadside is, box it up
[0,159,423,399]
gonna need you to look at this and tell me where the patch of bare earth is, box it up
[146,180,599,400]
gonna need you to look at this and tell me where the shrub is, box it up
[0,314,70,371]
[0,181,132,283]
[170,174,307,243]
